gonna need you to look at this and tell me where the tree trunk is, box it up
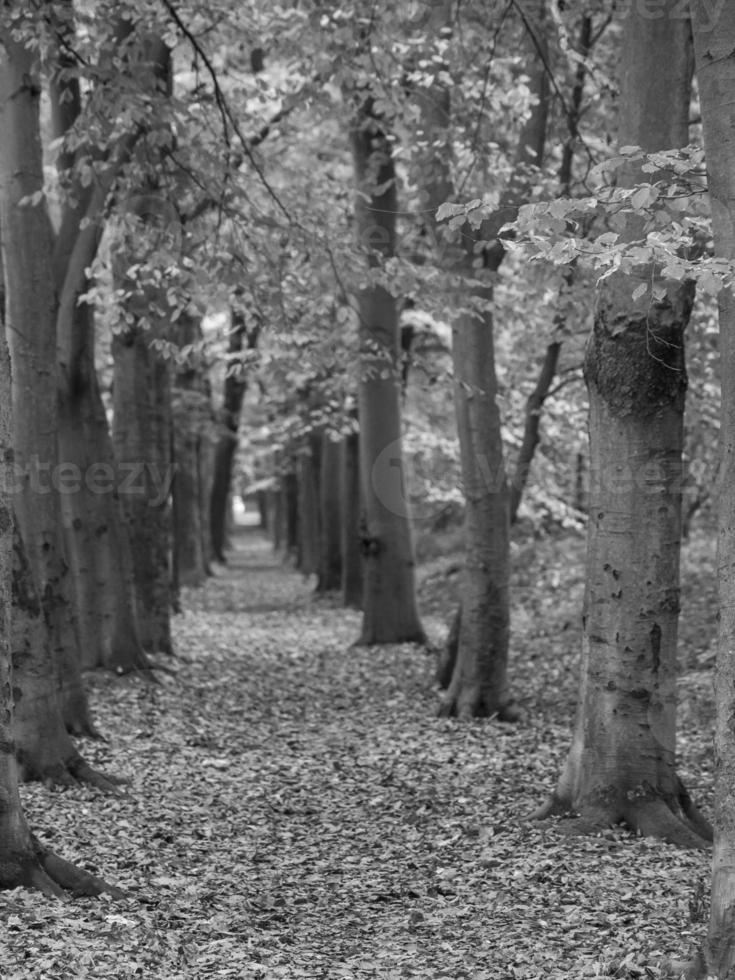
[296,438,320,576]
[414,2,547,714]
[256,489,268,530]
[509,339,562,523]
[171,315,212,588]
[271,485,283,551]
[49,7,148,675]
[317,431,342,592]
[508,15,593,527]
[534,1,709,847]
[691,2,735,972]
[351,100,425,644]
[283,468,299,558]
[109,36,174,653]
[340,429,363,608]
[210,309,256,562]
[112,308,174,654]
[0,20,122,894]
[441,288,514,718]
[198,423,216,567]
[58,301,149,672]
[172,397,206,586]
[0,19,100,744]
[11,524,118,791]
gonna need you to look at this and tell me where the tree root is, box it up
[18,748,126,795]
[437,690,521,722]
[21,836,125,899]
[530,789,711,849]
[676,776,713,841]
[66,756,129,794]
[622,797,710,849]
[108,643,153,675]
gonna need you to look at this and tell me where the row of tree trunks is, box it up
[267,424,363,608]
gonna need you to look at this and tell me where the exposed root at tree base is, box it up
[20,752,126,795]
[115,663,167,683]
[106,644,154,675]
[623,798,710,849]
[66,717,104,739]
[16,836,125,899]
[67,756,128,794]
[531,793,711,849]
[437,695,521,722]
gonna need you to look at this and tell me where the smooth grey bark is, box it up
[534,0,709,847]
[351,98,425,644]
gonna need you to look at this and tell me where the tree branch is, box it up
[160,0,293,223]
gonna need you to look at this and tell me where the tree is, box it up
[508,12,592,526]
[52,5,149,674]
[533,0,710,847]
[0,12,121,894]
[686,1,735,973]
[210,307,259,563]
[111,37,175,655]
[339,423,363,608]
[296,433,320,576]
[317,429,342,592]
[415,1,548,717]
[172,313,214,588]
[0,11,131,791]
[350,96,425,645]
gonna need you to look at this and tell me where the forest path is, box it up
[5,527,713,980]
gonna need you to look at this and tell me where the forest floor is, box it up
[0,522,717,979]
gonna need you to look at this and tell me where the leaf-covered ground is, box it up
[0,525,716,979]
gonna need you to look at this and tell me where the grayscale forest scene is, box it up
[0,1,734,977]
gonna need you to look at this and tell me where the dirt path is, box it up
[2,527,713,979]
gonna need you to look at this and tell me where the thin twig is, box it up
[160,0,293,223]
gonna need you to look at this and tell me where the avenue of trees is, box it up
[1,0,735,974]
